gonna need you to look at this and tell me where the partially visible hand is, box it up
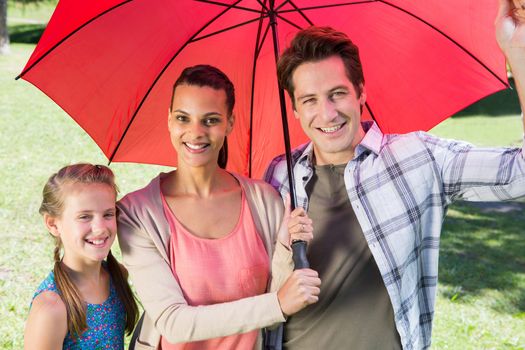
[288,205,313,245]
[277,269,321,316]
[512,0,525,20]
[277,194,314,248]
[496,0,525,55]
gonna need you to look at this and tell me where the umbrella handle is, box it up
[268,7,310,273]
[291,240,309,269]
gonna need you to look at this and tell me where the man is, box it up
[264,1,525,349]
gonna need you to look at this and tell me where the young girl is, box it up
[24,164,138,349]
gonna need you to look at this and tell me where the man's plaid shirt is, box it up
[264,121,525,350]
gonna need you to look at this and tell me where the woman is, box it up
[117,65,320,349]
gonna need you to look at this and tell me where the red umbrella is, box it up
[17,0,508,180]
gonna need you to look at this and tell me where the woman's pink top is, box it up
[160,189,270,350]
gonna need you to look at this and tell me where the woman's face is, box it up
[169,84,233,169]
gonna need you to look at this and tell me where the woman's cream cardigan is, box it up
[117,172,293,349]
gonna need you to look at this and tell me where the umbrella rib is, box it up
[364,101,378,124]
[191,16,268,43]
[377,0,508,88]
[255,0,270,12]
[285,0,314,26]
[195,0,263,13]
[275,0,291,11]
[275,13,303,30]
[278,0,377,13]
[16,0,135,80]
[108,0,245,163]
[256,22,271,58]
[248,6,269,177]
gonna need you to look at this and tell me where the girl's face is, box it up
[168,84,233,169]
[46,182,117,268]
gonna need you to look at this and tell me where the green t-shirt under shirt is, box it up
[284,164,401,350]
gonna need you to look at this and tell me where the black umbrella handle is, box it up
[291,240,309,269]
[268,6,310,272]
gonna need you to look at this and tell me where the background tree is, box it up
[0,0,9,55]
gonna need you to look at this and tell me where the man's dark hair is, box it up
[277,26,365,107]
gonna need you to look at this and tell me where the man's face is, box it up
[292,55,366,165]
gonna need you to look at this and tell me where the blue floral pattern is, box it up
[31,268,126,349]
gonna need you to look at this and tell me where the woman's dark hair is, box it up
[277,26,365,108]
[40,163,139,338]
[170,65,235,169]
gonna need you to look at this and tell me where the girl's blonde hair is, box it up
[40,163,138,338]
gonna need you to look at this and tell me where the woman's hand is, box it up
[277,194,314,248]
[276,268,321,316]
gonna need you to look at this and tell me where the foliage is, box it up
[7,0,55,23]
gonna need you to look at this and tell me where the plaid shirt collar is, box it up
[295,120,384,168]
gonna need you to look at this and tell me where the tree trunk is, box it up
[0,0,10,55]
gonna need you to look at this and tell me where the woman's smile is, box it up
[169,84,233,168]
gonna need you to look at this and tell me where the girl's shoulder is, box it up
[29,270,67,327]
[30,289,67,319]
[25,289,68,348]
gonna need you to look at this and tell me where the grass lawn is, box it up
[1,7,524,349]
[7,0,57,23]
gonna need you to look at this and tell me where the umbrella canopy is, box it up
[18,0,508,178]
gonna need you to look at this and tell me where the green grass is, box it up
[430,77,523,148]
[433,203,525,349]
[1,11,525,350]
[431,114,523,147]
[6,1,53,45]
[7,0,57,23]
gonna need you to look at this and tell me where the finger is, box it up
[295,223,313,235]
[291,227,313,236]
[294,268,319,278]
[302,275,322,286]
[288,216,313,229]
[290,206,307,218]
[291,232,314,244]
[294,223,305,234]
[290,223,314,236]
[498,0,512,19]
[308,295,319,304]
[512,0,525,17]
[309,286,321,296]
[515,2,525,20]
[293,224,312,236]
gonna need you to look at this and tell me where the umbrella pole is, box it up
[268,3,309,270]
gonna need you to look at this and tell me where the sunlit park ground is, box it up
[1,2,524,349]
